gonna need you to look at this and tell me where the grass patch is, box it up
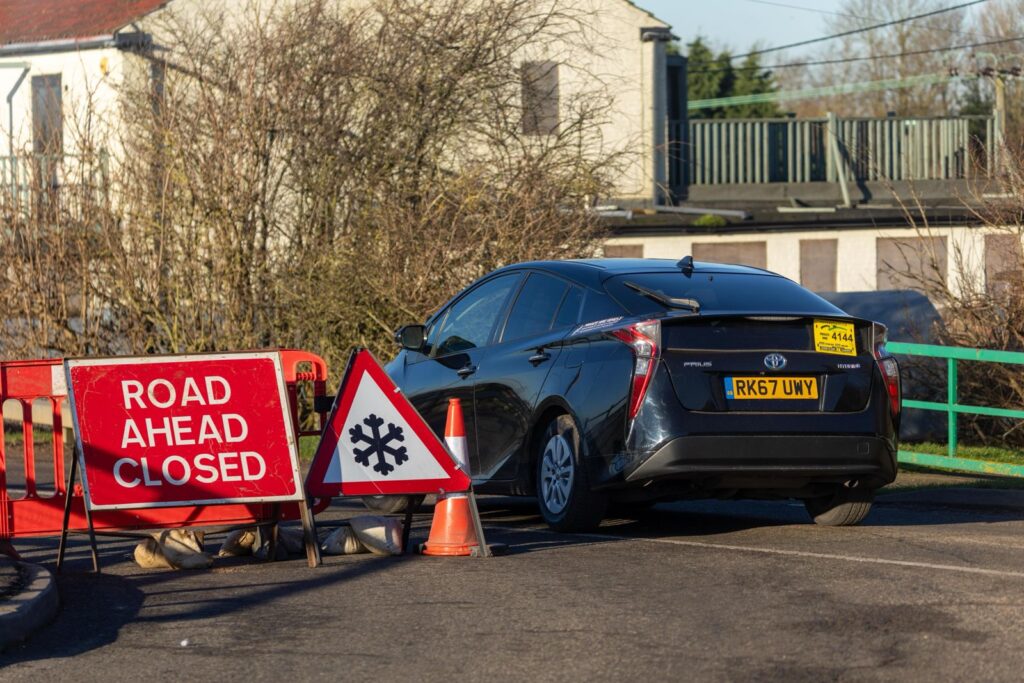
[902,441,1024,465]
[298,436,319,462]
[888,463,1024,491]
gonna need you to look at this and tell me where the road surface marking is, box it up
[529,529,1024,579]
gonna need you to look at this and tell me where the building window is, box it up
[32,74,63,156]
[521,61,559,135]
[604,244,644,258]
[800,239,838,292]
[692,241,767,269]
[876,236,948,291]
[985,233,1024,295]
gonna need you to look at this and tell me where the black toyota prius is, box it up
[385,258,901,531]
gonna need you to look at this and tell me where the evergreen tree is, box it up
[686,37,779,119]
[731,54,781,118]
[686,37,728,119]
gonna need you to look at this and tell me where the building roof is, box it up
[0,0,668,49]
[0,0,168,47]
[624,1,671,28]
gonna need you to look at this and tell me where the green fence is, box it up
[888,341,1024,477]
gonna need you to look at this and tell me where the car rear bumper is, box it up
[622,434,897,489]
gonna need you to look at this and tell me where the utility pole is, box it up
[993,73,1007,176]
[972,53,1019,178]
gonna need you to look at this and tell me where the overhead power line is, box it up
[687,72,961,110]
[729,0,989,61]
[739,0,1000,42]
[689,34,1024,73]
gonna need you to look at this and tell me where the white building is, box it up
[0,0,676,204]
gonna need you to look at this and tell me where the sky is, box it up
[635,0,848,55]
[635,0,991,59]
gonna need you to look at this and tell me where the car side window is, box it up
[432,274,520,357]
[553,286,584,329]
[501,273,569,343]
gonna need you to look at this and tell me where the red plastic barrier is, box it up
[0,350,331,547]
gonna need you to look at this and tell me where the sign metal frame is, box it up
[60,351,321,570]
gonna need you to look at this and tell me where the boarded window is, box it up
[799,239,838,291]
[604,243,643,258]
[876,236,947,291]
[521,61,559,135]
[32,74,63,156]
[985,233,1024,295]
[692,241,767,269]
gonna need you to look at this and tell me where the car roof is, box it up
[495,258,779,288]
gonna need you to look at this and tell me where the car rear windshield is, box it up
[604,271,845,316]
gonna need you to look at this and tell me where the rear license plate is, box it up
[725,376,818,400]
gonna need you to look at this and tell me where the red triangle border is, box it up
[305,349,472,498]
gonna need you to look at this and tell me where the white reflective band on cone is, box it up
[444,435,469,499]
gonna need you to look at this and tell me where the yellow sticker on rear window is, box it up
[813,320,857,356]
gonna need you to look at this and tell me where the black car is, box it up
[385,258,901,531]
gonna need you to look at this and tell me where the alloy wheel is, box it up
[540,434,574,514]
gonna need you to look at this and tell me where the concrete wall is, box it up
[603,225,1015,295]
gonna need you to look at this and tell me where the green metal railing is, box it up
[684,114,993,186]
[889,341,1024,477]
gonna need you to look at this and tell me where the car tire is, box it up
[803,487,874,526]
[361,495,425,515]
[535,415,607,532]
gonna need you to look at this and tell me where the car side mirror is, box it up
[395,324,427,351]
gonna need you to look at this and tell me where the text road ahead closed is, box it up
[66,353,303,510]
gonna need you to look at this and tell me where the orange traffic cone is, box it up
[421,399,478,556]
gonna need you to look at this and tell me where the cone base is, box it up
[420,542,477,557]
[421,496,478,557]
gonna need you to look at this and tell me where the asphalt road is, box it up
[4,494,1024,681]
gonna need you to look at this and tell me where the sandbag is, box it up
[157,529,213,569]
[321,526,368,556]
[133,529,212,570]
[218,528,258,557]
[133,537,175,569]
[277,526,305,555]
[350,515,405,556]
[252,526,291,561]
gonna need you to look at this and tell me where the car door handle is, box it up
[528,351,551,366]
[456,364,477,379]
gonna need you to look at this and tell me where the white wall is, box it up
[0,48,125,158]
[547,0,669,201]
[604,225,998,294]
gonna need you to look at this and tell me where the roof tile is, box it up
[0,0,168,47]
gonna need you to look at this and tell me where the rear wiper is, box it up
[623,281,701,313]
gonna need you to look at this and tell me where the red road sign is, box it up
[305,349,472,498]
[66,352,305,511]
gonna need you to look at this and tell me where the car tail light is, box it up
[871,322,901,416]
[610,320,661,420]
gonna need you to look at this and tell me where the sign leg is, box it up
[82,490,100,573]
[299,498,321,568]
[401,506,414,555]
[266,504,280,562]
[467,489,491,558]
[56,454,79,573]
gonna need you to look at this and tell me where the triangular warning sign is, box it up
[306,349,472,498]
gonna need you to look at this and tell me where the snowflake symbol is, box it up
[349,413,408,476]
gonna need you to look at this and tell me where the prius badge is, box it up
[764,353,787,370]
